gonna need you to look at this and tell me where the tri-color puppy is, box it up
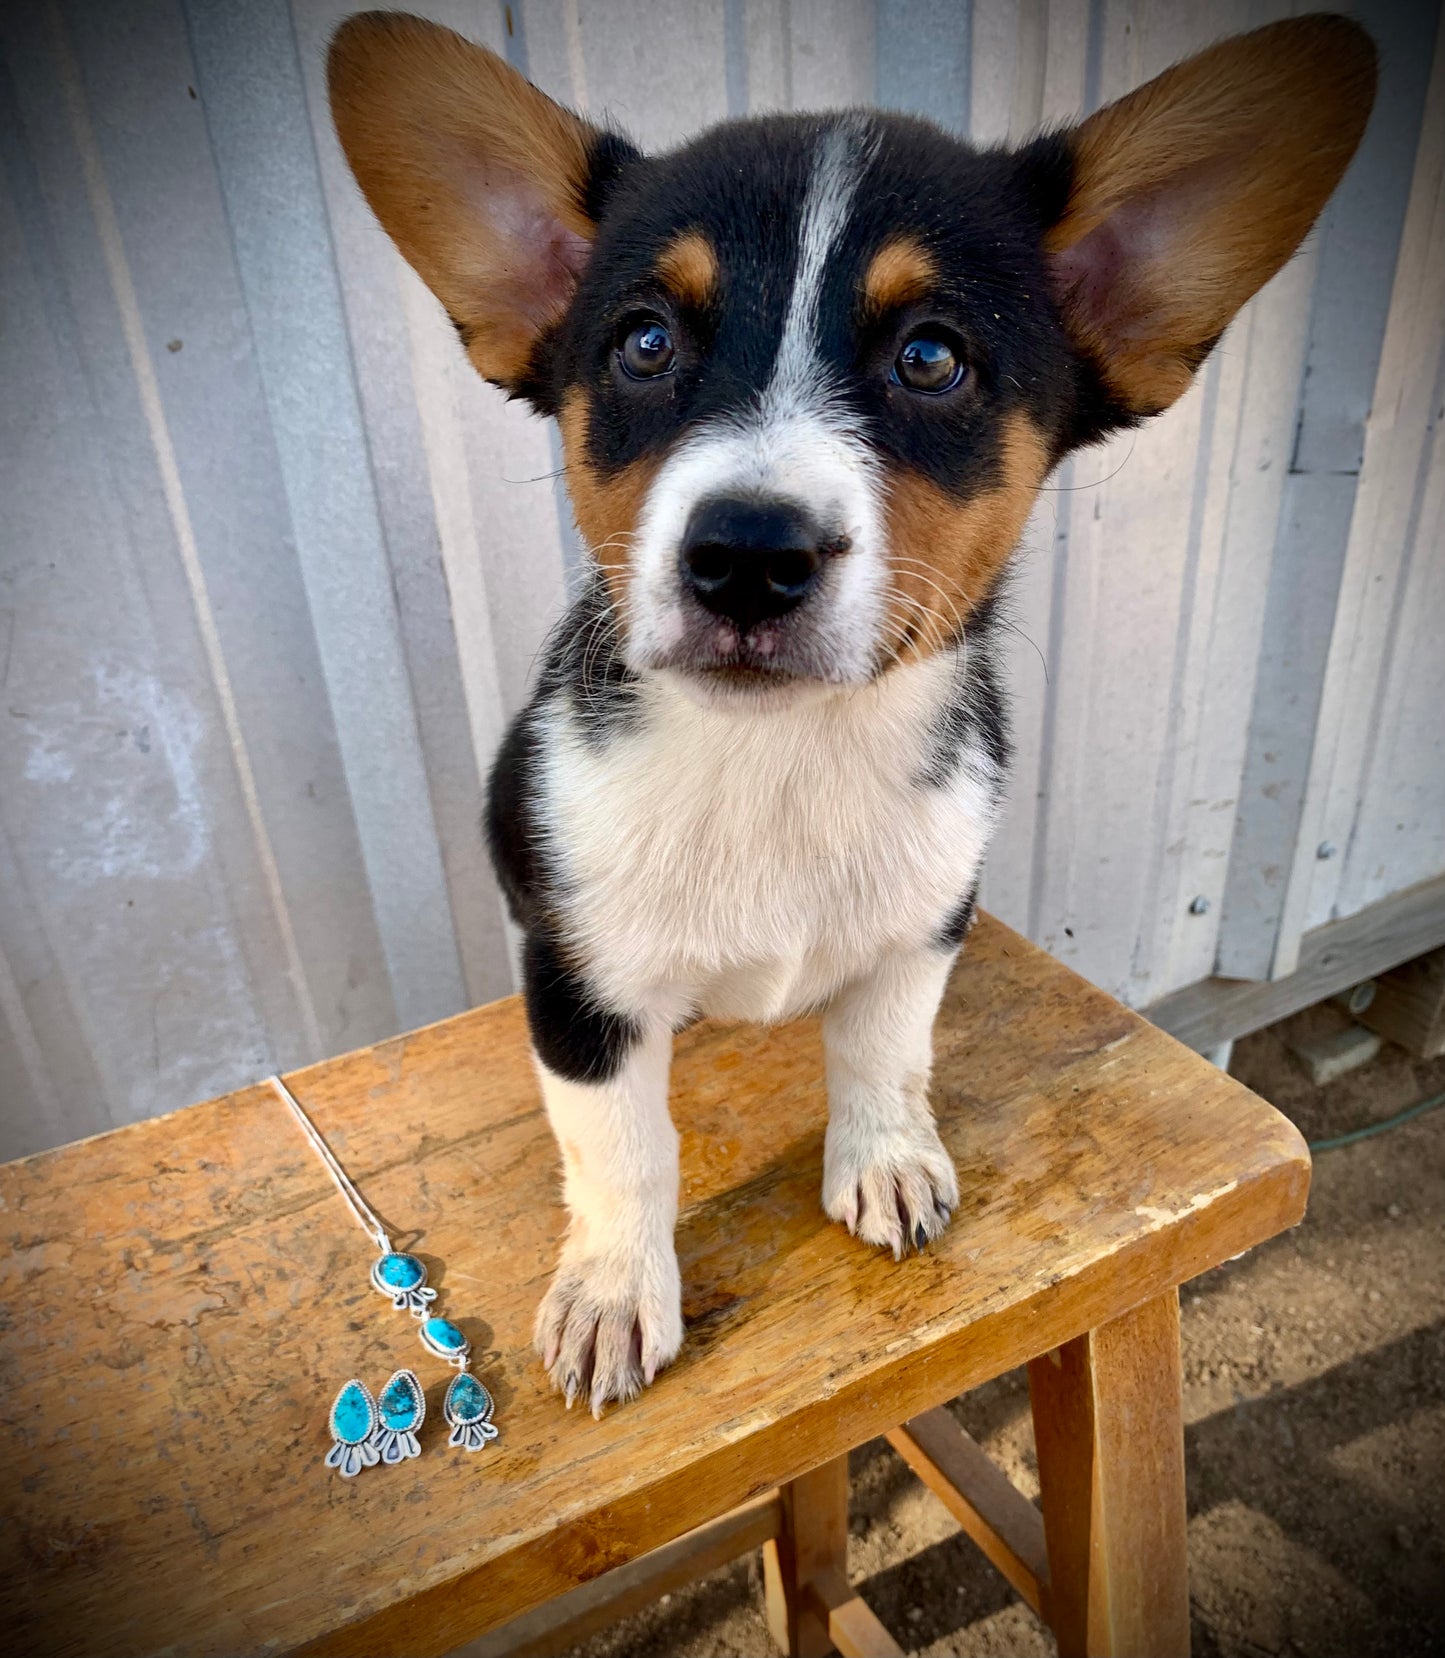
[330,12,1375,1414]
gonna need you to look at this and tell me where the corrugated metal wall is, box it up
[2,0,1442,1159]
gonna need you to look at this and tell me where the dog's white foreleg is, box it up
[532,1018,684,1415]
[821,945,960,1257]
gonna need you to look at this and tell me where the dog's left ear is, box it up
[328,11,637,394]
[1036,13,1376,422]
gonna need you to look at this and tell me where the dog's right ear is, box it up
[328,12,636,395]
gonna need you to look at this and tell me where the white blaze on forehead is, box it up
[622,117,890,685]
[767,117,877,414]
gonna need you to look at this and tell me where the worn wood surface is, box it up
[1029,1293,1190,1658]
[0,916,1308,1657]
[887,1408,1048,1615]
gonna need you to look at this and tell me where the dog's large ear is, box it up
[328,12,635,393]
[1039,14,1376,421]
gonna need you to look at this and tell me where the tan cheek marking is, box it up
[558,391,661,609]
[656,230,719,309]
[862,236,937,315]
[883,413,1049,662]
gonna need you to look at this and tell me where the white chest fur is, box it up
[538,652,999,1023]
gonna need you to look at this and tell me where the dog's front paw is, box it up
[533,1239,684,1417]
[822,1115,960,1258]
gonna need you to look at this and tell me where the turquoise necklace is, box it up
[269,1075,500,1465]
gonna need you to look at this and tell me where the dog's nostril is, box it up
[679,497,830,635]
[683,543,734,591]
[765,549,820,597]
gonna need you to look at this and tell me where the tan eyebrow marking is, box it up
[862,236,938,314]
[655,230,720,308]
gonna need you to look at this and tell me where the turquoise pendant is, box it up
[374,1368,426,1463]
[445,1371,500,1452]
[324,1378,381,1478]
[419,1315,470,1363]
[370,1250,437,1318]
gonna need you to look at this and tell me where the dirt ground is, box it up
[566,1001,1445,1658]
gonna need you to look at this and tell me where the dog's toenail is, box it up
[914,1221,928,1249]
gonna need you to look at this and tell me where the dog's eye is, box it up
[892,334,965,395]
[619,319,676,380]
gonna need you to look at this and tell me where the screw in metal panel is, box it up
[1189,896,1211,915]
[1317,841,1338,859]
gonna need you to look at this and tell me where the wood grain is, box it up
[0,916,1308,1657]
[820,1592,906,1658]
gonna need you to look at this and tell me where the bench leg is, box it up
[1028,1290,1190,1658]
[763,1454,849,1657]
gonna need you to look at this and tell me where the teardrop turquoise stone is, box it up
[331,1381,373,1445]
[422,1316,468,1354]
[379,1372,421,1432]
[376,1252,425,1290]
[447,1372,491,1425]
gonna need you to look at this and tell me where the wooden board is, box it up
[1148,871,1445,1051]
[465,1492,782,1658]
[0,916,1309,1657]
[886,1409,1048,1614]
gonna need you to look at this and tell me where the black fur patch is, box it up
[535,570,640,746]
[581,127,645,224]
[484,700,544,931]
[485,572,637,934]
[523,927,638,1083]
[937,878,980,950]
[919,591,1011,790]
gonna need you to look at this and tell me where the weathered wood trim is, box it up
[886,1409,1048,1615]
[808,1584,906,1658]
[764,1457,850,1658]
[1147,873,1445,1050]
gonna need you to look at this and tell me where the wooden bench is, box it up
[0,916,1309,1658]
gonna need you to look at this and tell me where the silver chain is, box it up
[269,1074,393,1256]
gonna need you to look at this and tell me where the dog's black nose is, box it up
[679,498,826,634]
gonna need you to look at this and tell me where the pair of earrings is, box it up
[325,1369,425,1478]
